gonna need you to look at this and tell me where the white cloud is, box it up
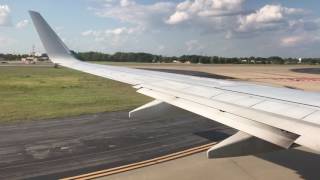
[84,0,320,56]
[166,2,316,39]
[81,30,95,37]
[166,0,245,25]
[91,0,175,29]
[16,19,29,29]
[280,35,320,47]
[238,4,305,32]
[281,36,302,46]
[0,5,11,26]
[166,11,189,24]
[120,0,135,7]
[81,26,143,46]
[106,27,138,35]
[82,26,142,37]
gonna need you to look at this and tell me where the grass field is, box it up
[0,66,150,123]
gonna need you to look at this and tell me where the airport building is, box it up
[21,45,49,64]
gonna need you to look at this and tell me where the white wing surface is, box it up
[29,11,320,158]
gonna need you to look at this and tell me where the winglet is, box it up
[29,11,75,63]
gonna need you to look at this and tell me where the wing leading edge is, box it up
[29,11,320,158]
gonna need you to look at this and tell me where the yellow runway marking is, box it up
[61,142,216,180]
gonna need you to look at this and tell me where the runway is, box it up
[0,110,234,180]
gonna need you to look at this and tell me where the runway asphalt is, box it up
[0,110,234,180]
[138,68,235,79]
[292,68,320,74]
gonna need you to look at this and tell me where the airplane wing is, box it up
[29,11,320,158]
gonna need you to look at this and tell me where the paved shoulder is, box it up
[0,111,233,179]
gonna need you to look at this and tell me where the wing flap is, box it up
[129,100,187,119]
[207,131,284,158]
[137,87,298,148]
[136,83,320,135]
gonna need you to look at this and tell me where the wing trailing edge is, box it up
[207,131,284,158]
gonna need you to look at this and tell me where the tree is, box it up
[66,51,319,65]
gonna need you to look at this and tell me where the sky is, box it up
[0,0,320,57]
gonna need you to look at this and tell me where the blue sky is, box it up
[0,0,320,57]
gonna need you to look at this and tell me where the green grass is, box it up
[0,66,150,123]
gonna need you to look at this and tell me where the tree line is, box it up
[2,52,320,65]
[73,51,320,65]
[0,54,29,61]
[0,53,48,61]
